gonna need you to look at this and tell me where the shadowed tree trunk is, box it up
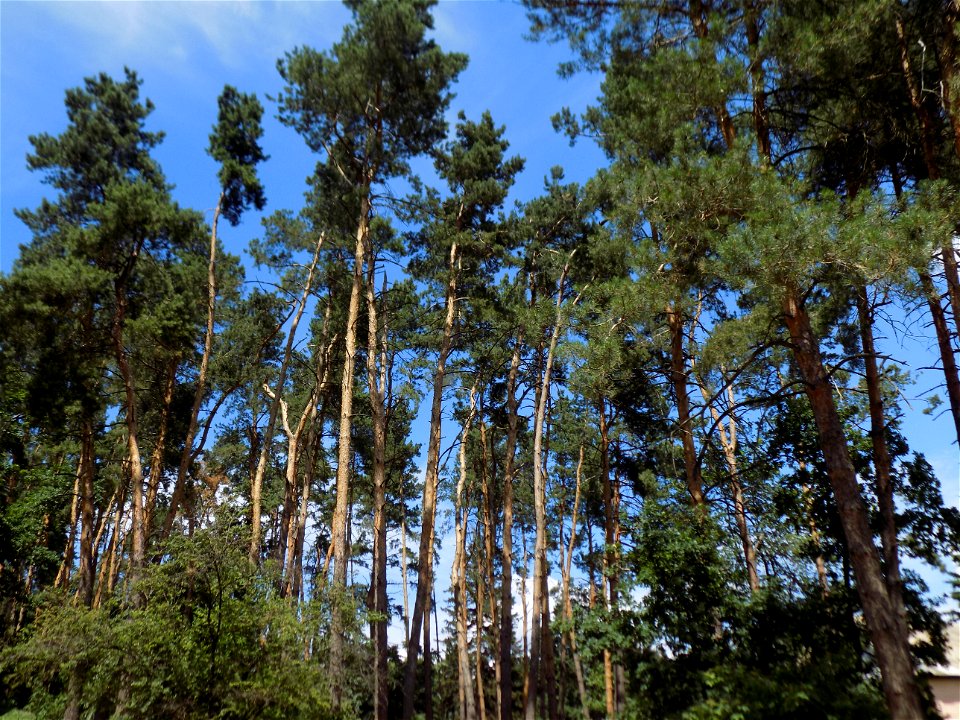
[782,285,924,720]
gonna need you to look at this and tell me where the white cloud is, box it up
[36,1,349,75]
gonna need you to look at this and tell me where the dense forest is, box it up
[1,1,959,719]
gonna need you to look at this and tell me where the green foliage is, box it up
[611,491,892,720]
[1,517,338,720]
[276,0,467,186]
[208,85,268,226]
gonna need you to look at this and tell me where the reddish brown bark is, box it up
[920,271,960,444]
[667,306,705,505]
[782,287,923,720]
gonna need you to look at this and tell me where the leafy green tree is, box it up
[1,513,335,720]
[162,85,267,545]
[4,68,205,607]
[276,0,466,709]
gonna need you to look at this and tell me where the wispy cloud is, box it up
[33,1,349,75]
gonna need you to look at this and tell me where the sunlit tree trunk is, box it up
[666,305,704,506]
[856,286,911,661]
[250,233,323,563]
[526,258,576,720]
[562,444,591,720]
[453,382,479,720]
[404,239,460,720]
[499,334,523,720]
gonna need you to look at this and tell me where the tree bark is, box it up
[280,298,335,594]
[693,368,760,591]
[453,383,479,720]
[162,194,221,543]
[937,3,960,161]
[500,333,523,720]
[55,473,80,591]
[143,356,176,546]
[112,275,146,603]
[250,233,323,562]
[920,271,960,444]
[479,417,502,720]
[667,305,705,505]
[75,419,97,607]
[896,13,960,343]
[782,286,924,720]
[526,258,575,720]
[403,239,461,720]
[366,257,391,720]
[562,444,591,720]
[856,286,912,658]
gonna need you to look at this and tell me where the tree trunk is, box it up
[475,527,489,720]
[667,305,705,505]
[920,271,960,444]
[562,445,591,720]
[76,419,97,607]
[479,418,502,720]
[744,0,770,163]
[500,334,523,720]
[856,286,912,657]
[250,233,323,562]
[403,240,460,720]
[144,356,177,546]
[112,281,146,603]
[55,473,80,590]
[366,256,391,720]
[454,383,479,720]
[693,369,759,591]
[782,286,923,720]
[599,401,618,720]
[281,299,335,594]
[292,420,323,602]
[94,480,127,608]
[896,13,960,343]
[937,3,960,161]
[162,195,222,542]
[526,259,575,720]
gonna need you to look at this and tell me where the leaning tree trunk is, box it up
[856,286,912,662]
[782,286,924,720]
[75,418,97,607]
[250,233,323,562]
[693,367,760,592]
[163,193,222,542]
[143,357,176,547]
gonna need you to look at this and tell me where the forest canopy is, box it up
[1,1,958,720]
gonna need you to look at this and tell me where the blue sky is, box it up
[1,0,956,619]
[0,0,611,644]
[1,0,606,272]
